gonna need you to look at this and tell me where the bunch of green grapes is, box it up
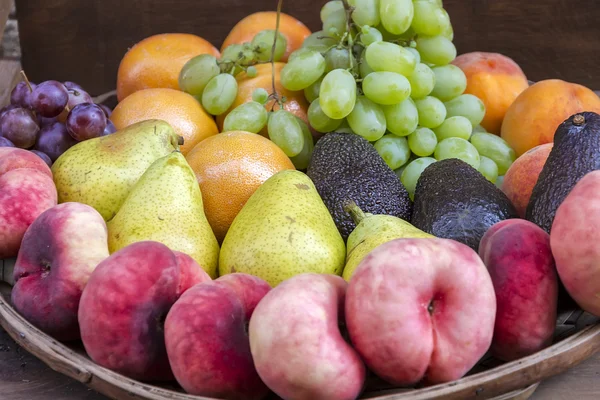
[279,0,517,195]
[176,29,315,169]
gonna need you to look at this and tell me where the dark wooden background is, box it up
[12,0,600,96]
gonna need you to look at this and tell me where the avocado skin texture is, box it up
[526,112,600,233]
[307,132,413,241]
[411,158,518,251]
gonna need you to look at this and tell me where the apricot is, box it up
[501,143,553,218]
[501,79,600,157]
[452,52,529,135]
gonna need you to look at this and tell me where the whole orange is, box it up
[117,33,220,101]
[500,79,600,157]
[216,63,309,133]
[501,143,553,218]
[452,52,529,135]
[185,131,295,242]
[110,88,218,155]
[221,11,311,62]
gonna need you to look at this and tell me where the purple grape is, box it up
[67,88,93,110]
[0,107,40,149]
[66,103,107,141]
[31,80,69,118]
[102,120,117,136]
[1,104,18,119]
[10,81,37,108]
[34,121,78,161]
[30,150,53,167]
[0,136,15,147]
[99,104,112,118]
[63,81,84,91]
[37,115,58,127]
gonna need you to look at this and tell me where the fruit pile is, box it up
[2,0,600,399]
[0,78,115,167]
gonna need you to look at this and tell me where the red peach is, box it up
[479,219,558,361]
[165,273,271,399]
[78,241,210,381]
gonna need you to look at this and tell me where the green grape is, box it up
[246,66,258,78]
[362,71,411,105]
[359,52,375,78]
[365,41,416,76]
[360,26,383,46]
[321,1,344,23]
[267,110,305,157]
[470,132,516,175]
[302,31,337,53]
[478,156,499,184]
[411,1,449,36]
[495,175,504,190]
[251,30,287,62]
[288,47,314,62]
[430,65,467,101]
[324,8,347,37]
[304,78,323,103]
[473,124,487,133]
[349,0,381,27]
[308,98,343,133]
[408,127,437,156]
[405,47,421,64]
[444,94,486,127]
[440,8,454,41]
[379,0,414,35]
[433,116,472,141]
[336,119,355,134]
[223,101,268,133]
[374,134,411,170]
[178,54,220,96]
[382,98,419,136]
[401,157,437,200]
[416,35,456,66]
[290,117,315,170]
[347,96,387,141]
[239,43,257,65]
[281,51,326,91]
[252,88,269,105]
[201,73,238,115]
[434,137,480,169]
[319,69,357,119]
[414,96,446,128]
[324,47,355,72]
[408,63,436,99]
[221,44,244,63]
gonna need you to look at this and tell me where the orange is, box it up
[110,88,218,155]
[117,33,220,101]
[185,131,295,242]
[221,11,311,62]
[216,63,309,133]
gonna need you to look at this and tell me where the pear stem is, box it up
[344,200,367,225]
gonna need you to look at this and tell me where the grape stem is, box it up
[340,0,356,74]
[19,70,34,92]
[269,0,285,110]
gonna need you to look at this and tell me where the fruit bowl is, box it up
[1,257,598,400]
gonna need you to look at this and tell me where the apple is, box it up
[0,147,57,258]
[551,170,600,317]
[249,273,366,400]
[11,202,109,341]
[346,238,496,386]
[479,219,558,361]
[165,273,271,400]
[78,241,211,381]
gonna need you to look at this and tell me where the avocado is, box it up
[411,158,518,251]
[527,112,600,233]
[307,132,413,241]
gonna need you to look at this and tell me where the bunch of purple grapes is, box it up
[0,79,116,167]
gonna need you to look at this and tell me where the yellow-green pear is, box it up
[219,170,345,286]
[107,151,219,277]
[51,119,182,221]
[342,201,434,281]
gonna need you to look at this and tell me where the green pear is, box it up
[342,201,434,281]
[51,119,182,221]
[107,151,219,278]
[219,169,345,286]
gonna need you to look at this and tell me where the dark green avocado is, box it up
[307,132,413,241]
[527,112,600,233]
[411,158,518,251]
